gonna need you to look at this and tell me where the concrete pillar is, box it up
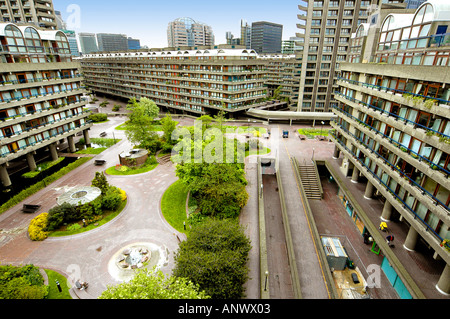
[364,181,375,200]
[351,167,360,183]
[333,145,340,159]
[403,226,419,252]
[83,129,91,145]
[49,143,59,161]
[67,135,76,153]
[436,263,450,295]
[0,164,11,187]
[381,201,393,221]
[26,152,37,171]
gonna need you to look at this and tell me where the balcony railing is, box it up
[0,86,86,104]
[330,129,450,251]
[0,74,82,86]
[334,88,450,140]
[333,105,450,211]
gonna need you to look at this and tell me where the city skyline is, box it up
[52,0,300,48]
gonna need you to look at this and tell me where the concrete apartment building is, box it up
[80,47,268,115]
[0,22,92,189]
[0,0,57,29]
[295,0,420,113]
[330,0,450,296]
[251,21,283,54]
[167,17,214,48]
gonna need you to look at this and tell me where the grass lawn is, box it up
[45,269,72,299]
[298,128,329,138]
[76,147,107,155]
[246,147,271,157]
[161,180,189,234]
[105,163,158,176]
[49,199,127,237]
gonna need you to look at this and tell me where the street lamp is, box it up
[264,271,269,291]
[321,121,325,136]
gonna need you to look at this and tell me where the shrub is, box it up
[92,171,110,195]
[101,186,122,211]
[118,189,127,201]
[28,213,50,241]
[88,113,108,123]
[46,203,79,231]
[78,197,102,221]
[67,223,82,232]
[0,265,48,299]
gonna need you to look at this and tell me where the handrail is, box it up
[0,86,85,104]
[0,74,82,86]
[332,105,450,211]
[336,76,450,106]
[330,130,449,250]
[334,90,450,140]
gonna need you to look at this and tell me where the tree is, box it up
[91,171,110,195]
[125,98,160,151]
[98,268,210,299]
[173,218,251,299]
[161,113,178,145]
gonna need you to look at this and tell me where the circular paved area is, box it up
[0,117,185,298]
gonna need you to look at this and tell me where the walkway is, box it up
[0,117,185,298]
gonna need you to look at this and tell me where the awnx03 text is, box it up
[178,303,271,316]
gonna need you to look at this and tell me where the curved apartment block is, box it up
[0,23,91,188]
[80,48,270,115]
[331,0,450,296]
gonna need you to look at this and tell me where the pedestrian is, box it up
[55,279,62,293]
[386,235,394,246]
[363,232,370,244]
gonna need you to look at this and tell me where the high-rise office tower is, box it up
[0,0,57,29]
[96,33,128,52]
[241,19,252,49]
[251,21,283,54]
[296,0,412,113]
[62,30,80,57]
[78,33,98,54]
[167,17,214,47]
[127,37,141,50]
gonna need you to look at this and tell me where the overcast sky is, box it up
[53,0,300,48]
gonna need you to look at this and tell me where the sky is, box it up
[52,0,301,48]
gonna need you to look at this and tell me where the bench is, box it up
[22,204,41,214]
[99,132,107,137]
[94,160,106,166]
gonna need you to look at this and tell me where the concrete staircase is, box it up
[297,163,323,200]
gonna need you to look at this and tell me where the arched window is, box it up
[54,32,70,55]
[24,27,43,53]
[413,4,433,25]
[4,25,26,53]
[381,16,394,32]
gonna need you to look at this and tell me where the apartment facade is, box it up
[0,0,57,29]
[0,23,91,188]
[295,0,413,113]
[331,0,450,295]
[80,47,268,115]
[167,17,214,48]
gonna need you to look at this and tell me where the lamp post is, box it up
[321,121,325,136]
[264,271,269,291]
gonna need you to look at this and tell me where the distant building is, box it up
[282,37,303,54]
[128,37,141,50]
[405,0,427,9]
[97,33,128,52]
[251,21,283,54]
[78,33,98,54]
[62,30,80,57]
[167,17,214,47]
[240,20,252,49]
[226,32,241,45]
[55,10,66,30]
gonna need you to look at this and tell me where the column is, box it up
[83,129,91,146]
[403,227,419,252]
[0,164,11,188]
[26,152,37,171]
[436,264,450,295]
[67,135,76,153]
[364,181,374,200]
[381,201,393,221]
[333,145,340,159]
[351,167,360,183]
[49,143,59,161]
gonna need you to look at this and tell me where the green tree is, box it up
[98,268,209,299]
[161,113,178,145]
[125,98,160,151]
[0,265,48,299]
[173,218,251,299]
[91,171,110,195]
